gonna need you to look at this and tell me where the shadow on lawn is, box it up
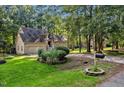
[5,56,37,65]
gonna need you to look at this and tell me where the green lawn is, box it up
[105,51,124,57]
[70,47,124,57]
[0,55,113,87]
[70,47,112,54]
[70,48,93,54]
[103,47,124,57]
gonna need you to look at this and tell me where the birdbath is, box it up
[85,51,105,76]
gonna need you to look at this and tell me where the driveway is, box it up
[67,54,124,87]
[67,54,124,64]
[98,71,124,87]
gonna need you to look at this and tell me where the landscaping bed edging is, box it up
[85,67,105,76]
[0,60,6,64]
[38,57,67,65]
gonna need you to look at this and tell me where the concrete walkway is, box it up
[67,54,124,87]
[98,71,124,87]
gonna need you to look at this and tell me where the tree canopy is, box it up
[0,5,124,53]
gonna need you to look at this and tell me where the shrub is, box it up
[38,49,66,64]
[55,46,70,55]
[42,49,66,59]
[42,49,54,64]
[38,49,44,57]
[41,53,47,61]
[106,44,112,47]
[57,50,66,60]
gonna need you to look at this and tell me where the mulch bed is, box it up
[0,60,6,64]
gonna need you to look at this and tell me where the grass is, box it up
[70,47,113,54]
[102,47,124,57]
[70,48,94,54]
[103,47,112,51]
[0,55,115,87]
[105,51,124,57]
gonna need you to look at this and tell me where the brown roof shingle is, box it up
[19,27,48,42]
[19,27,67,43]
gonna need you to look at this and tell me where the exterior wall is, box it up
[24,43,47,54]
[16,33,67,55]
[24,42,67,54]
[16,34,25,54]
[54,42,67,47]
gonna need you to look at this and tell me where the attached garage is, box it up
[16,27,67,55]
[24,43,47,54]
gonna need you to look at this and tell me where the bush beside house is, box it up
[55,46,70,54]
[38,47,69,65]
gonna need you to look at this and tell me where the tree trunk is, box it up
[71,38,75,50]
[12,32,16,46]
[75,38,79,49]
[12,32,16,54]
[115,41,119,49]
[97,32,103,53]
[67,34,70,48]
[79,34,81,53]
[98,41,101,52]
[99,38,104,51]
[112,41,115,50]
[99,41,103,51]
[112,41,118,50]
[86,35,91,52]
[94,34,97,51]
[101,40,104,50]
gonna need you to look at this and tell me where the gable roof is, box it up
[53,35,67,42]
[18,27,67,43]
[19,27,48,43]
